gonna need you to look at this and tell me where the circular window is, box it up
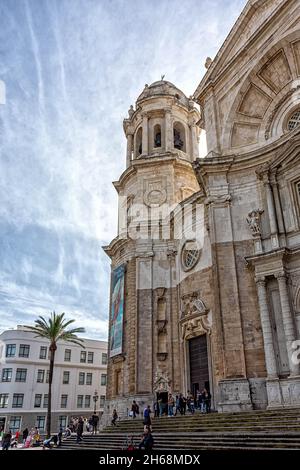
[181,240,201,271]
[287,109,300,131]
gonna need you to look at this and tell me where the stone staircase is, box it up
[61,408,300,450]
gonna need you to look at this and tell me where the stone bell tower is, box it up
[103,80,201,418]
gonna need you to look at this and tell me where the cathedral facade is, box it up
[103,0,300,419]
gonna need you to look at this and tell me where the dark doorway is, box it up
[157,392,168,416]
[189,335,209,395]
[0,417,6,431]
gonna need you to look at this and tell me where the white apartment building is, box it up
[0,326,108,433]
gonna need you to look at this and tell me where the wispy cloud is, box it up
[0,0,247,337]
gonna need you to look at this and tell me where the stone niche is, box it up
[156,288,168,361]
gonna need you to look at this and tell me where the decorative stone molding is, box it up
[255,162,270,179]
[246,209,264,235]
[111,354,126,364]
[166,248,177,259]
[156,353,168,362]
[153,371,171,392]
[265,85,300,140]
[204,194,231,205]
[156,287,166,299]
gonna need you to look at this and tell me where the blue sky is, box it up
[0,0,247,339]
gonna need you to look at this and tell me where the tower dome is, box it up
[123,80,200,167]
[136,80,189,106]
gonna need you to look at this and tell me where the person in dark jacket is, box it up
[138,429,154,450]
[131,400,139,419]
[111,409,118,426]
[76,417,84,443]
[2,431,12,450]
[22,427,29,445]
[57,426,63,446]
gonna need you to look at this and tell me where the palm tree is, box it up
[25,312,85,437]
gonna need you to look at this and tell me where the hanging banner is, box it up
[109,264,125,357]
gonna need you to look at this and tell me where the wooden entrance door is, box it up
[189,335,209,394]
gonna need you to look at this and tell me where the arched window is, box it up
[173,121,186,152]
[135,127,143,156]
[154,124,161,148]
[287,109,300,131]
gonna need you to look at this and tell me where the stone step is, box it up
[104,424,300,432]
[62,409,300,450]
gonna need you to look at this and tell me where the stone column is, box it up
[264,177,279,248]
[164,110,172,152]
[270,174,285,235]
[255,277,278,378]
[191,123,199,160]
[276,272,299,376]
[126,133,133,167]
[142,114,148,155]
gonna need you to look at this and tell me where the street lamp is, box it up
[93,390,99,414]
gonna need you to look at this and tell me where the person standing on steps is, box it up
[22,427,29,445]
[168,393,175,417]
[143,405,152,432]
[204,388,211,413]
[2,430,12,450]
[92,413,99,434]
[131,400,139,419]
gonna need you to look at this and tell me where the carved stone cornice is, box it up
[204,194,231,206]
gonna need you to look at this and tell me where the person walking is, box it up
[131,400,139,419]
[111,409,118,426]
[153,401,159,418]
[143,405,152,432]
[76,417,84,444]
[2,430,12,450]
[57,426,63,447]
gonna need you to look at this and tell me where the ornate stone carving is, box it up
[246,209,264,235]
[205,57,212,69]
[181,315,212,340]
[128,105,134,119]
[157,353,168,362]
[157,320,167,334]
[180,291,208,319]
[143,178,167,207]
[153,371,171,392]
